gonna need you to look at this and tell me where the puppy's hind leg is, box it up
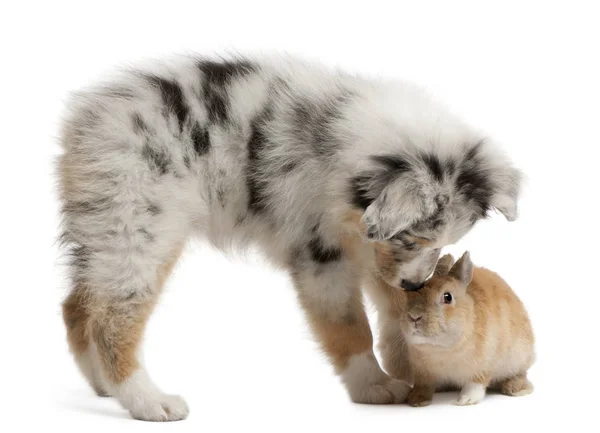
[85,244,189,422]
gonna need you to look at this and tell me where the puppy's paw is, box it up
[93,387,112,398]
[343,352,411,404]
[351,379,411,404]
[128,394,189,422]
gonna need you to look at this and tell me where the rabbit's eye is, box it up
[443,292,453,304]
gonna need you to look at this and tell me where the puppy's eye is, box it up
[443,292,453,304]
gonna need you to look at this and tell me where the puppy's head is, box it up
[351,140,521,289]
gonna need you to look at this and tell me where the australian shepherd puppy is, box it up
[58,55,521,421]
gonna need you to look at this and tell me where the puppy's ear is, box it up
[361,181,427,240]
[433,254,455,277]
[449,251,474,287]
[354,155,438,241]
[457,141,523,222]
[489,165,523,221]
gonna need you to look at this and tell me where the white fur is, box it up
[456,382,486,406]
[72,344,110,396]
[111,369,189,421]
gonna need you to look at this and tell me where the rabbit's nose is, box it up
[408,313,422,324]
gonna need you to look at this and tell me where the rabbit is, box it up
[371,252,535,406]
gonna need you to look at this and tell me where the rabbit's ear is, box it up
[449,252,474,287]
[433,254,454,277]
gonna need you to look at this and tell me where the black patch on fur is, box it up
[308,237,342,264]
[191,123,211,156]
[70,245,90,265]
[63,198,112,215]
[68,244,91,280]
[291,92,352,157]
[145,75,189,132]
[372,155,411,174]
[456,167,492,215]
[137,228,155,242]
[183,155,191,170]
[197,59,256,86]
[349,175,375,209]
[131,112,149,134]
[142,144,171,175]
[281,161,299,173]
[422,153,444,181]
[197,59,256,125]
[246,105,274,213]
[456,143,492,216]
[146,201,162,215]
[203,87,228,124]
[216,187,226,208]
[435,194,449,209]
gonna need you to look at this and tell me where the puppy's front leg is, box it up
[291,255,410,404]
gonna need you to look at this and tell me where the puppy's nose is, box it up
[401,279,425,291]
[408,313,422,324]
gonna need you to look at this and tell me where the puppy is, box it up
[58,55,522,420]
[373,253,534,406]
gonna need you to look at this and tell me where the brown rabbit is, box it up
[372,252,535,406]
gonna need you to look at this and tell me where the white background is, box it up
[1,1,598,432]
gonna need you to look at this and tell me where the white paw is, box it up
[129,394,189,422]
[342,352,411,404]
[386,378,412,403]
[115,369,189,421]
[352,379,411,404]
[455,382,486,406]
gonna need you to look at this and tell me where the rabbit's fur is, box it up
[372,252,535,406]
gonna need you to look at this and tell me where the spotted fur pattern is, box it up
[57,55,522,420]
